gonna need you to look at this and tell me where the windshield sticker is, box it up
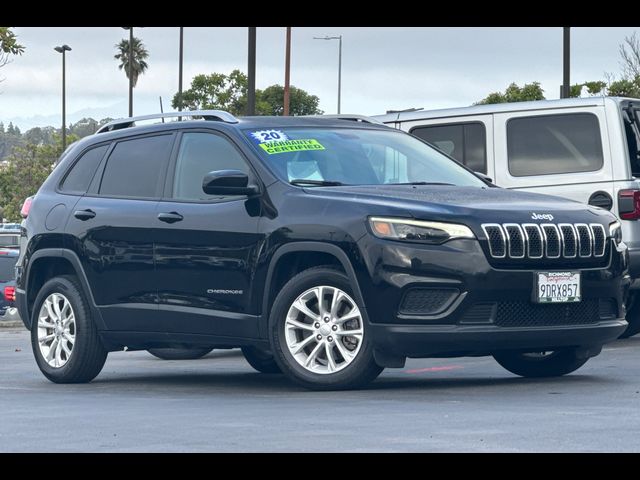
[258,139,325,155]
[250,130,289,143]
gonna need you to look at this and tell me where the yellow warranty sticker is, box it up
[259,139,325,155]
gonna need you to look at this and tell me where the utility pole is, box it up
[54,44,72,149]
[284,27,292,116]
[178,27,184,113]
[247,27,256,115]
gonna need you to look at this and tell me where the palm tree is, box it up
[114,37,149,87]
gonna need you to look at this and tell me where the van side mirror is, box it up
[475,172,494,184]
[202,170,258,196]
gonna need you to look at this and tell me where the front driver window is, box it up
[173,132,249,201]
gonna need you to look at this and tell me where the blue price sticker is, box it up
[250,130,289,144]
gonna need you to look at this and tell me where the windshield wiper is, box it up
[388,182,454,186]
[290,179,345,186]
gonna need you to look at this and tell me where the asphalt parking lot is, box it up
[0,326,639,452]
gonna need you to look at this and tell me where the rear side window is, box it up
[507,113,604,177]
[410,122,487,173]
[60,144,109,195]
[99,135,174,198]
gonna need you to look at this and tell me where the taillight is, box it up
[20,196,33,219]
[4,286,15,302]
[618,189,640,220]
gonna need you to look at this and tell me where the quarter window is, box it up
[172,132,249,201]
[99,135,174,198]
[507,113,604,177]
[411,122,487,173]
[60,144,109,195]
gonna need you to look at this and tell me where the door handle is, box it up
[73,209,96,221]
[157,212,184,224]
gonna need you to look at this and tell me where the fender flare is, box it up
[23,248,105,330]
[261,242,367,327]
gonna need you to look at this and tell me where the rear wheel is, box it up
[31,275,107,383]
[493,348,589,378]
[269,266,383,390]
[621,293,640,338]
[147,347,214,360]
[241,346,281,374]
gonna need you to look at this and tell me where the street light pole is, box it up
[54,44,72,150]
[178,27,184,113]
[313,35,342,114]
[562,27,571,99]
[284,27,292,116]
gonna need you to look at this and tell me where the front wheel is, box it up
[621,293,640,338]
[241,346,281,374]
[493,348,589,378]
[147,347,214,360]
[31,275,107,383]
[269,266,383,390]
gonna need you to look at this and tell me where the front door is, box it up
[153,130,263,338]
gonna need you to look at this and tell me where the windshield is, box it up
[244,127,487,187]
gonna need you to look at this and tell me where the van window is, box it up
[507,113,603,177]
[622,107,640,176]
[410,122,486,173]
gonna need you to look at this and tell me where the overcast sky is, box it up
[1,27,637,130]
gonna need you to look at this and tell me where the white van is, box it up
[374,97,640,337]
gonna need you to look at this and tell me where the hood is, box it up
[304,185,616,227]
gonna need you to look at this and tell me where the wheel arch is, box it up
[261,242,367,337]
[24,249,105,330]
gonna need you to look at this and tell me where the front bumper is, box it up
[355,236,629,357]
[370,320,627,358]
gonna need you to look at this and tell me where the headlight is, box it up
[368,217,475,244]
[610,221,622,245]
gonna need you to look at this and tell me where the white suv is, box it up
[374,97,640,337]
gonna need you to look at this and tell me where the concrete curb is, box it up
[0,320,24,329]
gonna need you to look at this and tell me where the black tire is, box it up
[269,266,383,390]
[493,348,589,378]
[30,275,107,383]
[241,346,282,374]
[620,294,640,338]
[147,347,214,360]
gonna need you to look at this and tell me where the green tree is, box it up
[114,36,149,87]
[0,27,25,71]
[476,82,545,104]
[173,70,323,116]
[607,77,640,98]
[172,70,248,113]
[256,85,322,116]
[0,134,76,221]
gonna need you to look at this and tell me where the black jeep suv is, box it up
[15,111,629,390]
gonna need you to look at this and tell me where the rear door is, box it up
[67,133,175,331]
[493,107,614,210]
[399,115,494,178]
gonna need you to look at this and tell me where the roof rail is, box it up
[385,107,423,114]
[306,114,383,125]
[96,110,239,134]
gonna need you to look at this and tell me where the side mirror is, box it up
[202,170,258,196]
[474,171,494,184]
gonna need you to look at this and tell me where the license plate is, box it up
[535,271,581,303]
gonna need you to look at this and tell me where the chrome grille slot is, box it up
[575,224,592,257]
[558,224,577,259]
[522,224,543,258]
[590,223,606,257]
[541,224,561,258]
[482,224,506,258]
[504,224,525,258]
